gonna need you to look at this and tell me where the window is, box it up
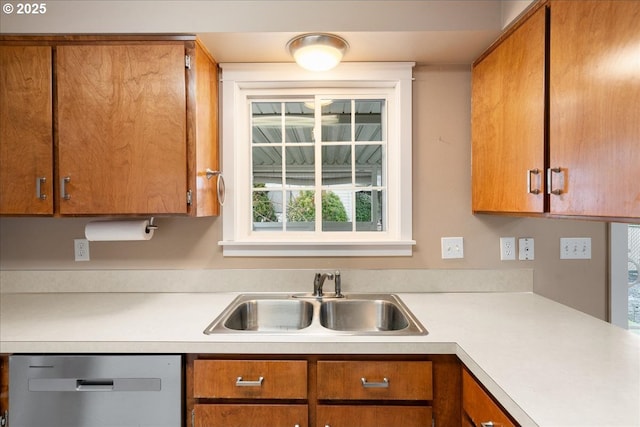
[220,63,414,256]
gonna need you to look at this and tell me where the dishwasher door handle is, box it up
[28,377,161,392]
[76,379,115,391]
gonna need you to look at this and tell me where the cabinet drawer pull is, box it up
[235,376,264,387]
[546,167,563,195]
[527,168,541,194]
[360,377,389,388]
[36,177,47,200]
[61,176,71,200]
[481,422,501,427]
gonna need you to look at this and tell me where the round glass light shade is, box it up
[287,33,348,72]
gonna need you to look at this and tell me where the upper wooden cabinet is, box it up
[472,0,640,221]
[0,36,220,216]
[0,45,54,215]
[548,1,639,218]
[472,6,546,214]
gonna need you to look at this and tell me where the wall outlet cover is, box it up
[518,237,535,260]
[74,238,90,261]
[500,237,516,261]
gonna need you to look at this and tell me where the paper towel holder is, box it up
[147,217,158,232]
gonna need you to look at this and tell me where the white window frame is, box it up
[219,63,415,257]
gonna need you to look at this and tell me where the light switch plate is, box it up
[441,237,464,259]
[560,237,591,259]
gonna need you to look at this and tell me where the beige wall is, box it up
[0,65,608,319]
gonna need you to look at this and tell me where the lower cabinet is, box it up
[193,404,308,427]
[317,405,432,427]
[192,359,308,426]
[316,360,433,427]
[462,367,518,427]
[188,355,452,427]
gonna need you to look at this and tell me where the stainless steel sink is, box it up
[205,296,314,333]
[319,299,409,332]
[204,293,427,336]
[223,299,314,331]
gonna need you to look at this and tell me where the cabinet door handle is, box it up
[36,177,47,200]
[61,176,71,200]
[205,168,225,206]
[235,376,264,387]
[481,422,502,427]
[527,168,541,194]
[547,167,563,195]
[361,377,389,388]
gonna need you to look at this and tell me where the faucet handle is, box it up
[334,270,343,298]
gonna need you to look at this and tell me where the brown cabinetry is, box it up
[548,0,639,218]
[471,6,546,214]
[317,405,432,427]
[0,35,220,216]
[317,360,433,427]
[472,0,640,221]
[188,355,452,427]
[191,359,309,427]
[0,45,54,215]
[462,367,518,427]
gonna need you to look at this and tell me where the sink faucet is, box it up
[313,271,342,298]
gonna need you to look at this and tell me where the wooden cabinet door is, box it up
[549,1,640,218]
[472,7,546,214]
[0,45,53,214]
[462,368,516,427]
[317,405,432,427]
[193,360,308,399]
[56,43,188,214]
[194,404,308,427]
[317,361,432,401]
[188,40,221,217]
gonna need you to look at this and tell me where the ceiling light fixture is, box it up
[287,33,349,72]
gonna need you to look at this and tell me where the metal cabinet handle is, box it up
[206,168,225,206]
[361,377,389,388]
[527,168,541,194]
[235,376,264,387]
[36,177,47,200]
[481,422,502,427]
[547,167,563,195]
[61,176,71,200]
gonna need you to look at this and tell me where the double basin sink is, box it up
[204,293,427,336]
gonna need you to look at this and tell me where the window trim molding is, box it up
[219,62,415,257]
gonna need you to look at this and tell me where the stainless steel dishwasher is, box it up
[9,354,182,427]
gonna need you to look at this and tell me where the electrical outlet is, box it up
[74,238,90,261]
[560,237,591,259]
[441,237,464,259]
[519,237,535,260]
[500,237,516,261]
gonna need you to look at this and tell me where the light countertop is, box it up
[1,291,638,427]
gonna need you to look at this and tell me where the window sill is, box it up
[218,240,416,257]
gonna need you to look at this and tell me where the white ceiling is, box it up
[0,1,534,65]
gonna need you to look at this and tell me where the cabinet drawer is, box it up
[317,361,432,400]
[194,404,308,427]
[462,368,516,427]
[317,405,432,427]
[193,360,307,399]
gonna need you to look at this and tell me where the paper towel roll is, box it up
[85,220,154,241]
